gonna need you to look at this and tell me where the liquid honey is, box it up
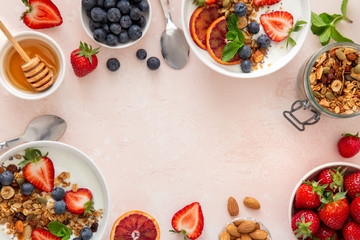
[3,39,59,93]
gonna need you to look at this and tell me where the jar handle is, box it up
[283,100,321,131]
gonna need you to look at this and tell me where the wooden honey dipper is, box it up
[0,21,54,92]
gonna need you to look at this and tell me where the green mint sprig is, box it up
[311,0,353,46]
[221,14,245,62]
[286,20,307,49]
[48,221,72,240]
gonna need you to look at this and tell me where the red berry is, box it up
[291,210,320,239]
[342,221,360,240]
[337,133,360,158]
[260,11,294,42]
[317,167,345,193]
[70,42,99,77]
[295,181,325,209]
[311,224,338,240]
[350,197,360,224]
[344,172,360,199]
[318,193,349,230]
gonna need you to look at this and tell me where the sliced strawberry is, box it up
[260,11,294,42]
[32,229,61,240]
[21,0,63,29]
[21,148,54,192]
[171,202,204,240]
[253,0,281,6]
[64,188,93,214]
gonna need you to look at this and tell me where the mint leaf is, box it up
[222,41,243,62]
[319,13,342,24]
[319,27,331,46]
[226,31,238,41]
[292,20,307,32]
[311,25,327,36]
[286,37,296,49]
[331,25,353,43]
[84,199,95,215]
[237,29,245,43]
[227,14,239,32]
[311,12,327,27]
[48,221,71,240]
[341,0,352,22]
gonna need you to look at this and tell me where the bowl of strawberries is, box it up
[289,162,360,240]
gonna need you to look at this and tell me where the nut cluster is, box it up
[220,219,269,240]
[310,46,360,114]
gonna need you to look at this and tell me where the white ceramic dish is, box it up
[0,31,65,100]
[80,1,152,49]
[0,141,110,240]
[288,162,360,239]
[220,217,272,239]
[181,0,311,78]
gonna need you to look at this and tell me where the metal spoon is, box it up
[159,0,190,70]
[0,115,67,151]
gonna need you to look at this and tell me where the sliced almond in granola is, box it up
[253,50,264,63]
[331,80,343,92]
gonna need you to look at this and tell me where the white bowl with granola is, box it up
[0,141,110,240]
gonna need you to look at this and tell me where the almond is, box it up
[249,229,268,240]
[243,197,261,210]
[225,224,241,238]
[233,219,245,227]
[220,230,231,240]
[237,220,256,233]
[227,197,239,216]
[253,50,264,63]
[240,233,252,240]
[255,222,260,230]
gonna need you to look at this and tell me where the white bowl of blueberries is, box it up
[81,0,151,48]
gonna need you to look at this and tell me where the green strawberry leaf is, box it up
[331,25,354,43]
[319,27,331,46]
[19,148,47,166]
[84,199,95,215]
[286,37,296,49]
[222,41,243,62]
[292,20,307,32]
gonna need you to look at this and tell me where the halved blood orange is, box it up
[189,5,220,50]
[110,211,160,240]
[206,16,242,65]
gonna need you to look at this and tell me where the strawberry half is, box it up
[253,0,281,6]
[32,229,61,240]
[337,132,360,158]
[70,41,100,77]
[21,0,63,29]
[20,148,55,193]
[260,11,294,42]
[64,188,94,214]
[170,202,204,240]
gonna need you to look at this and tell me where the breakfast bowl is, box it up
[80,0,151,49]
[0,141,110,240]
[289,162,360,239]
[0,31,65,100]
[181,0,311,78]
[219,217,272,240]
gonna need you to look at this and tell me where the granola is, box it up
[310,46,360,114]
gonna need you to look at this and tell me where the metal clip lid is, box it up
[283,100,321,131]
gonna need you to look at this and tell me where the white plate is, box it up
[0,141,110,240]
[181,0,311,78]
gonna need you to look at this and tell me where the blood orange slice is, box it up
[110,211,160,240]
[189,5,220,50]
[206,16,242,65]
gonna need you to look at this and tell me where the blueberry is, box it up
[135,15,146,28]
[54,200,66,215]
[136,49,147,60]
[106,33,119,46]
[97,0,104,7]
[120,15,132,28]
[0,171,14,186]
[82,0,97,11]
[101,17,109,24]
[248,21,259,34]
[21,182,34,195]
[110,23,122,34]
[93,28,107,42]
[73,238,81,240]
[132,0,142,3]
[238,45,251,59]
[241,59,253,73]
[102,23,110,33]
[117,0,131,14]
[80,227,93,240]
[130,7,141,21]
[138,1,149,12]
[147,57,160,70]
[106,58,120,71]
[104,0,117,9]
[234,3,248,17]
[128,25,142,40]
[91,7,107,22]
[118,30,129,43]
[86,9,92,18]
[107,7,121,22]
[89,20,102,32]
[51,187,66,201]
[257,34,271,48]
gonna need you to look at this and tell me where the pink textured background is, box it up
[0,0,360,239]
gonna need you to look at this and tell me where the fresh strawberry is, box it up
[64,188,94,214]
[31,229,61,240]
[253,0,281,6]
[70,42,100,77]
[342,221,360,240]
[350,197,360,224]
[291,210,320,239]
[170,202,204,240]
[21,0,63,29]
[317,167,346,193]
[20,148,54,193]
[344,172,360,199]
[295,181,326,209]
[318,192,349,230]
[260,11,294,42]
[337,133,360,158]
[310,224,338,240]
